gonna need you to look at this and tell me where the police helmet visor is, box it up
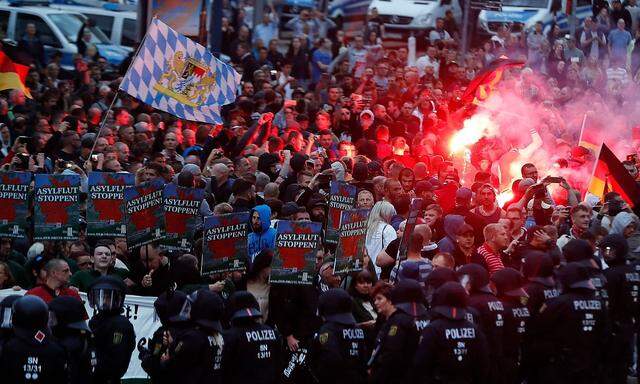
[569,279,595,290]
[231,307,262,320]
[168,295,192,322]
[1,307,11,329]
[90,288,124,312]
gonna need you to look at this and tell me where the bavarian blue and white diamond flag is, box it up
[120,18,240,124]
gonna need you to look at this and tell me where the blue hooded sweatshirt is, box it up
[437,214,465,254]
[247,205,277,262]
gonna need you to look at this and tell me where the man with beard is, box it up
[232,178,257,213]
[247,204,277,263]
[306,195,328,224]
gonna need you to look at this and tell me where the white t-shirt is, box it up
[365,222,397,278]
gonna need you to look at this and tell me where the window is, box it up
[16,13,61,48]
[0,10,9,39]
[121,18,137,47]
[49,13,110,44]
[88,14,114,40]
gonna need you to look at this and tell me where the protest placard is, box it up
[326,181,357,245]
[87,172,135,237]
[34,174,80,240]
[0,171,31,238]
[124,179,166,250]
[201,212,249,275]
[163,184,204,251]
[334,208,370,274]
[271,220,322,285]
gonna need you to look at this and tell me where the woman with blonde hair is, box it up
[365,201,397,278]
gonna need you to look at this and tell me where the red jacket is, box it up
[26,284,83,304]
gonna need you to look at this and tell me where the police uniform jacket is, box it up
[310,321,368,384]
[89,312,136,383]
[0,329,69,383]
[369,310,419,384]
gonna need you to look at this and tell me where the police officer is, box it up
[521,251,559,318]
[456,263,504,383]
[49,296,96,384]
[221,291,282,384]
[0,295,69,383]
[369,280,420,384]
[412,282,489,383]
[0,294,21,344]
[563,239,608,305]
[491,268,531,384]
[189,289,225,384]
[600,234,640,384]
[310,288,367,384]
[88,276,135,384]
[139,289,189,383]
[531,262,608,384]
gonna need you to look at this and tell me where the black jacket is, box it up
[369,310,419,384]
[0,329,68,383]
[309,321,368,384]
[89,312,136,383]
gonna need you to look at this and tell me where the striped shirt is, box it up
[390,258,433,289]
[477,243,505,275]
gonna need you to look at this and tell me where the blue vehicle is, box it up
[0,0,131,69]
[478,0,593,36]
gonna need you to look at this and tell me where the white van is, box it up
[49,3,137,47]
[478,0,593,36]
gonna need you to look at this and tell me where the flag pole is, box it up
[88,20,155,160]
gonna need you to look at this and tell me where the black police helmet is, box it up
[426,267,457,290]
[599,234,629,262]
[0,294,22,329]
[229,291,261,321]
[190,290,224,332]
[432,282,468,320]
[521,251,554,287]
[12,295,49,330]
[562,239,593,262]
[48,296,89,331]
[318,288,355,326]
[557,262,595,291]
[490,268,528,298]
[88,276,126,313]
[155,290,190,324]
[456,263,492,294]
[391,279,427,317]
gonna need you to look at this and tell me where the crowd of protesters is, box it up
[1,0,640,382]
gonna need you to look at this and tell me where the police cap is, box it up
[490,268,528,298]
[432,282,468,320]
[190,289,224,332]
[229,291,262,320]
[318,288,356,326]
[557,262,595,290]
[48,296,89,331]
[456,263,492,294]
[391,279,427,317]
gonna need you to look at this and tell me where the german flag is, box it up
[460,57,525,106]
[588,143,640,208]
[0,51,31,98]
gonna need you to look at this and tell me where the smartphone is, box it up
[270,70,277,81]
[544,176,563,183]
[16,153,30,169]
[91,154,99,162]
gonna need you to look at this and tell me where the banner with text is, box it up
[87,172,135,238]
[124,179,166,250]
[326,181,357,246]
[163,184,204,252]
[201,212,249,275]
[34,174,80,241]
[0,171,31,238]
[334,208,369,275]
[271,220,322,285]
[0,289,159,380]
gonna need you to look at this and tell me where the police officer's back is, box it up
[49,296,96,384]
[189,289,226,384]
[369,280,420,384]
[521,251,559,318]
[413,282,489,384]
[0,295,69,383]
[600,234,639,384]
[310,288,368,384]
[532,262,608,384]
[456,263,504,382]
[88,276,135,384]
[221,291,282,384]
[491,268,531,384]
[563,239,608,304]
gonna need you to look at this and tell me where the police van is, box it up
[329,0,461,42]
[0,0,130,68]
[478,0,593,36]
[48,3,137,47]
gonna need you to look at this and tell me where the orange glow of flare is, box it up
[449,115,497,154]
[496,190,514,207]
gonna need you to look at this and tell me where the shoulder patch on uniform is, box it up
[319,332,329,345]
[112,332,123,345]
[388,325,398,337]
[34,330,45,343]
